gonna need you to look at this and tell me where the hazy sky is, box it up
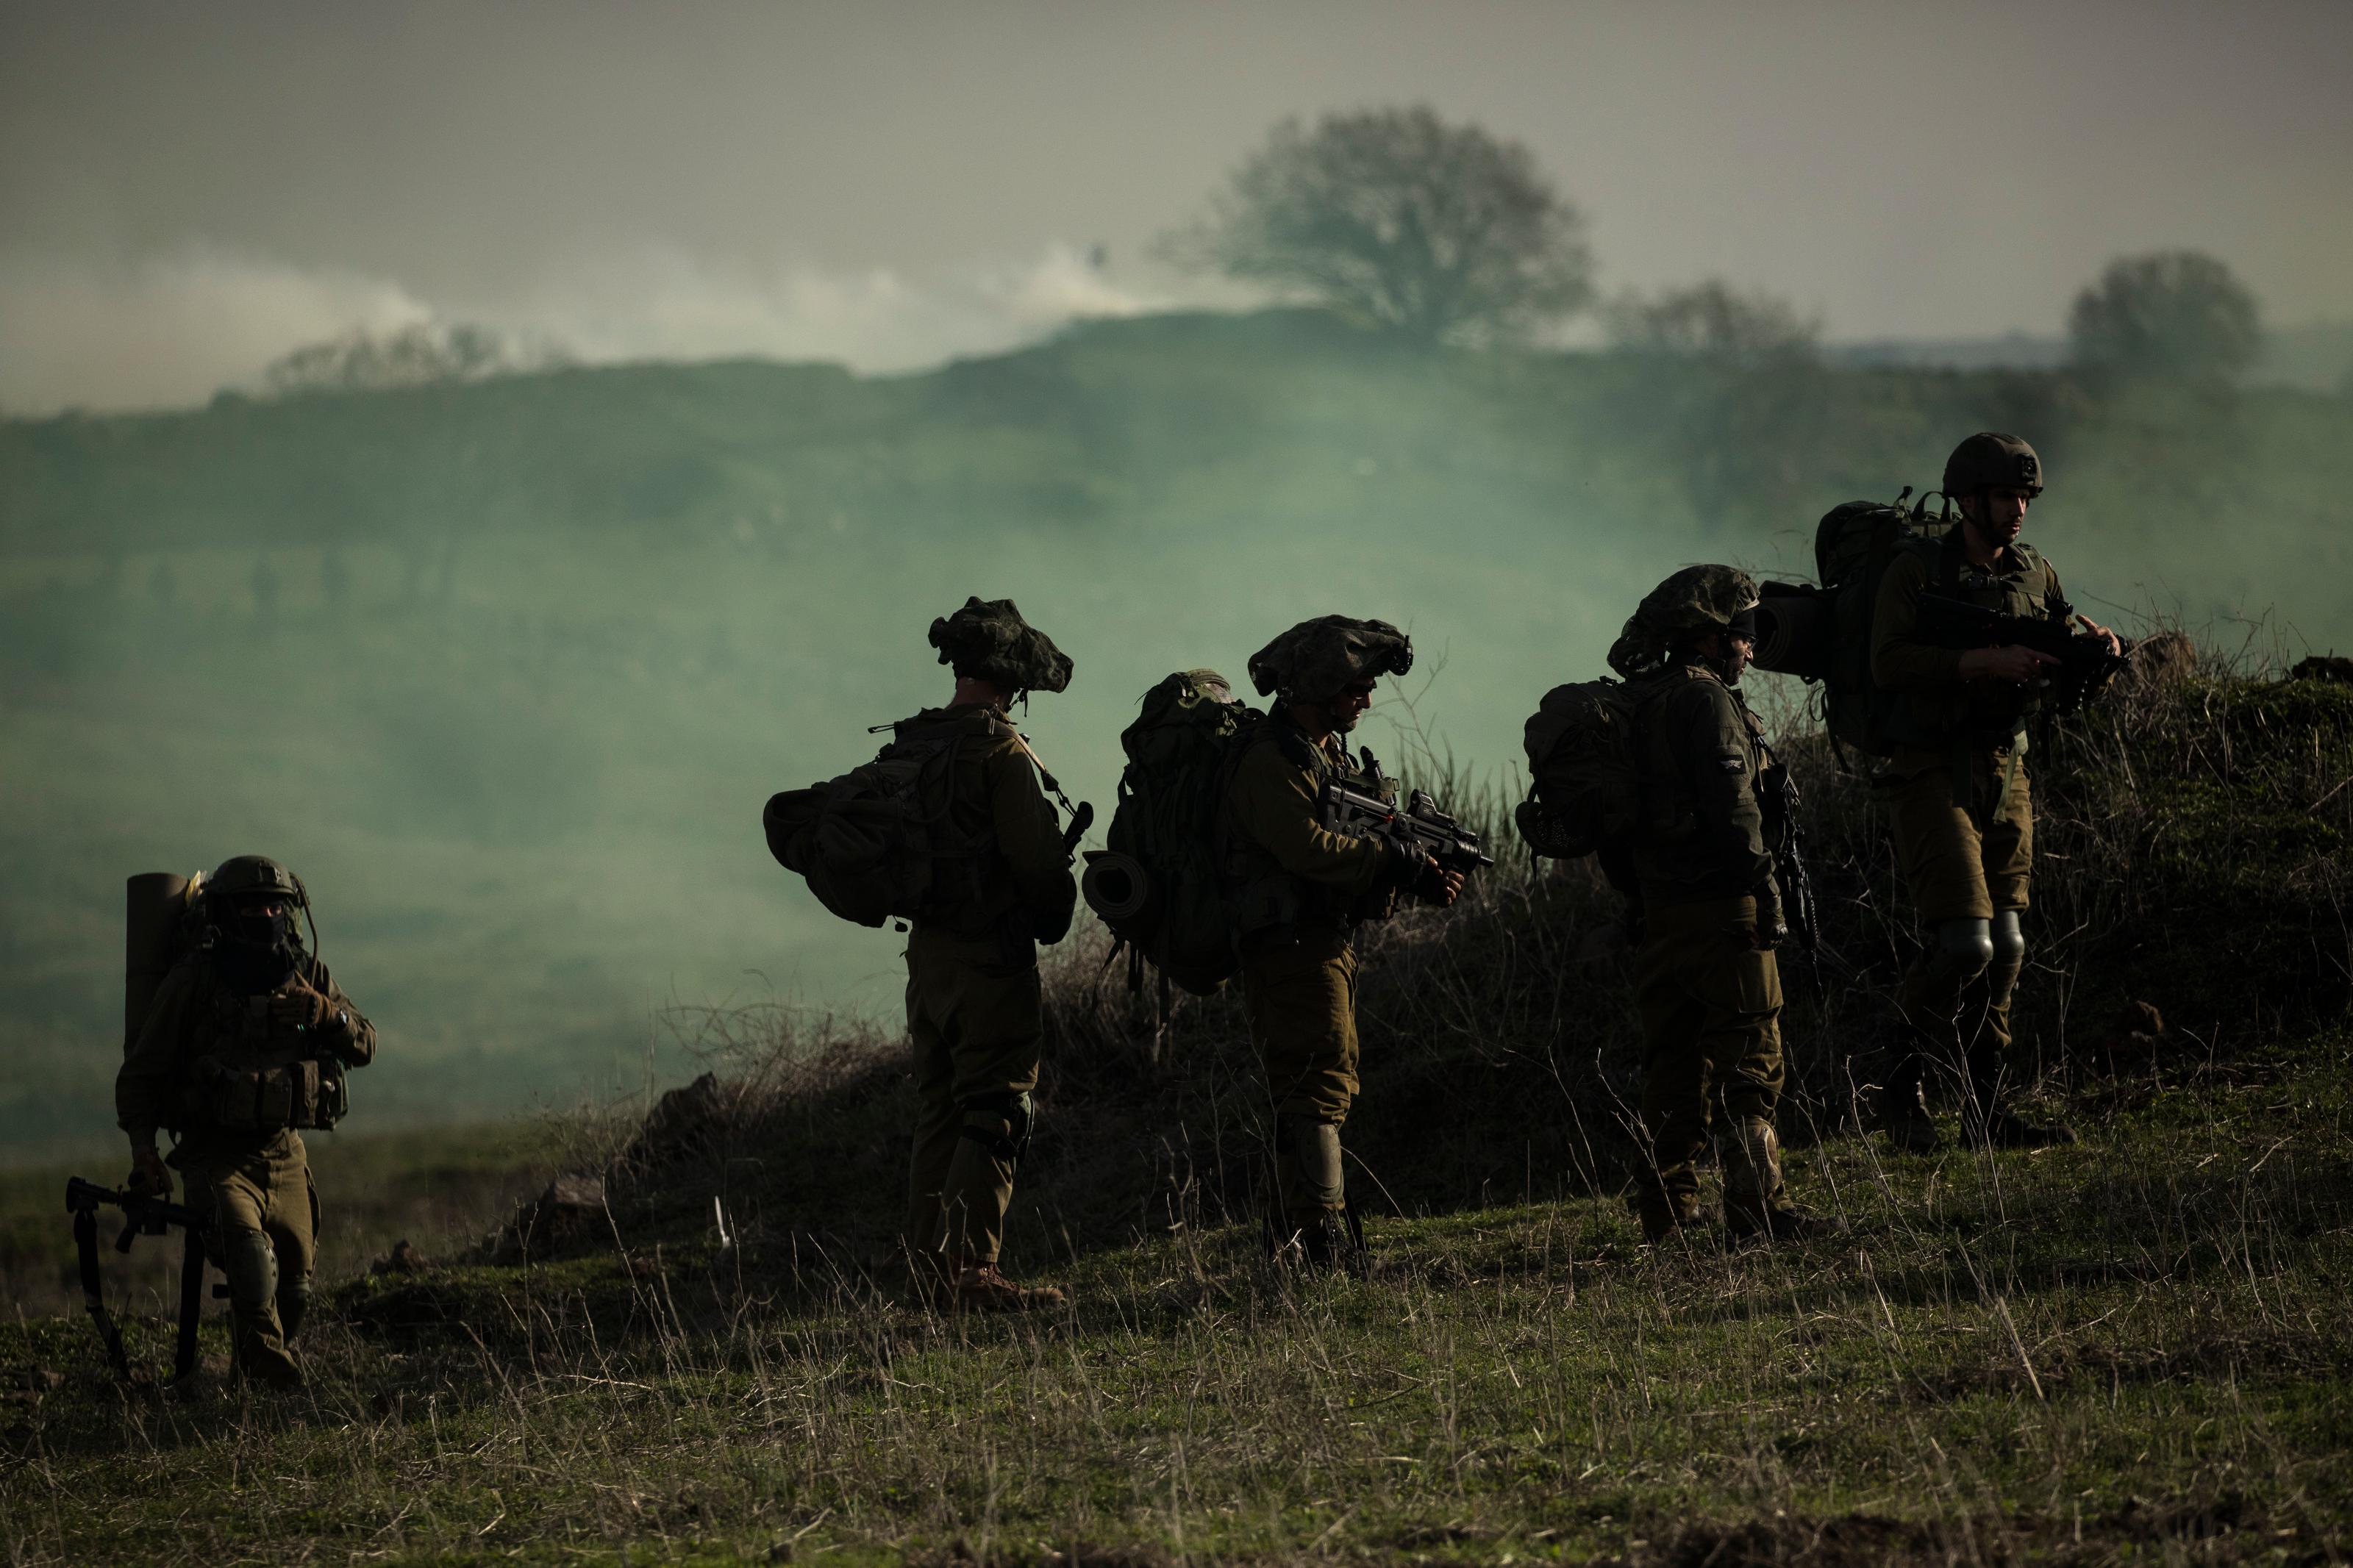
[5,0,2350,411]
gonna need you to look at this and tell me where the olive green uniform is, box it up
[899,701,1078,1269]
[1870,533,2066,1109]
[1217,718,1394,1234]
[1625,663,1796,1231]
[116,953,374,1386]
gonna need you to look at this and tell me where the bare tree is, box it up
[1604,280,1820,365]
[1165,106,1593,344]
[2068,251,2261,382]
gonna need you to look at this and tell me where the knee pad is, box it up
[1274,1113,1345,1209]
[957,1090,1035,1167]
[219,1227,277,1313]
[1930,917,1995,984]
[1990,909,2025,967]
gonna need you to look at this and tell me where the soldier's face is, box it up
[1331,679,1377,733]
[1726,634,1754,681]
[1963,489,2032,545]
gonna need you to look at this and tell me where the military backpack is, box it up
[1813,493,1927,756]
[762,711,1001,928]
[1083,670,1260,995]
[1515,677,1673,859]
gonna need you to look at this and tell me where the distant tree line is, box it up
[263,322,571,398]
[1168,104,2270,387]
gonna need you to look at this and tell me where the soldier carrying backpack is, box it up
[1218,615,1466,1274]
[115,855,376,1386]
[1863,434,2121,1153]
[1518,570,1826,1244]
[763,596,1084,1311]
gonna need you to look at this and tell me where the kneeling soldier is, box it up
[116,856,375,1387]
[1610,568,1825,1244]
[1221,615,1463,1271]
[899,598,1080,1311]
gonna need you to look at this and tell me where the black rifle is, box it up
[1323,782,1495,889]
[1915,594,2125,716]
[65,1176,210,1383]
[1755,756,1818,956]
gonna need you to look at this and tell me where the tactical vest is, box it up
[1218,719,1393,942]
[177,956,348,1134]
[1884,528,2065,753]
[1629,664,1764,848]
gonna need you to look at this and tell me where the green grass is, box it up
[4,1043,2349,1565]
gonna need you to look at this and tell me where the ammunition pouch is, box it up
[190,1056,347,1132]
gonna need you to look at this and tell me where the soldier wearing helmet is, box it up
[1867,434,2121,1152]
[1218,615,1463,1272]
[115,855,376,1388]
[897,598,1080,1312]
[1607,567,1826,1244]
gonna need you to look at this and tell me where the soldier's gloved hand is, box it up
[269,984,335,1033]
[127,1148,171,1198]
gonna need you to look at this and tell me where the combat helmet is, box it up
[1943,432,2044,498]
[1607,565,1759,679]
[928,597,1074,696]
[199,855,310,953]
[203,854,307,908]
[1246,615,1413,704]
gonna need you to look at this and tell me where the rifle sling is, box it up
[73,1206,132,1380]
[174,1224,208,1383]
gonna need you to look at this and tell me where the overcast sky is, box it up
[4,0,2349,412]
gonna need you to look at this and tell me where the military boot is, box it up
[1720,1115,1832,1242]
[1294,1206,1371,1277]
[1635,1191,1702,1246]
[1874,1059,1945,1156]
[949,1260,1066,1313]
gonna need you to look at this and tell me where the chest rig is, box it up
[182,964,347,1133]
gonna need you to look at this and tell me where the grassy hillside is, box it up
[4,310,2351,1150]
[1,655,2347,1564]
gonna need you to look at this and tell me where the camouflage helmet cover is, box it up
[928,596,1074,694]
[204,854,306,907]
[1943,432,2044,498]
[1634,564,1760,639]
[1607,565,1760,678]
[1246,615,1413,703]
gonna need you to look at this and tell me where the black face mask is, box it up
[226,906,291,951]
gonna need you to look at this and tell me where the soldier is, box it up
[1607,568,1825,1245]
[1869,434,2121,1152]
[116,856,375,1388]
[1222,616,1463,1271]
[899,598,1079,1311]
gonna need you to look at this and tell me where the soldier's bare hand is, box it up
[2075,614,2123,657]
[1413,859,1464,907]
[1958,644,2061,684]
[269,985,330,1032]
[127,1149,171,1198]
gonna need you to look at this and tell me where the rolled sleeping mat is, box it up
[125,871,199,1055]
[1752,592,1836,681]
[1080,851,1152,923]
